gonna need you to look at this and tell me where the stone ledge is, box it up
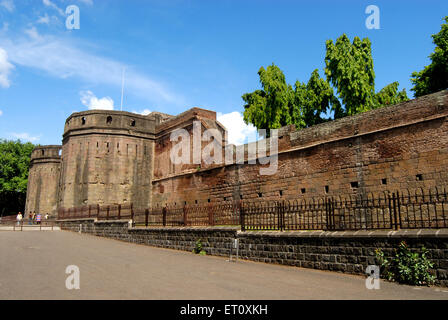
[238,229,448,238]
[94,219,130,224]
[57,218,96,222]
[129,226,239,232]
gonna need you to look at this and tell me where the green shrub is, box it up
[192,239,206,256]
[375,241,435,286]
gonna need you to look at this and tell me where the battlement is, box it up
[63,110,157,141]
[30,145,62,165]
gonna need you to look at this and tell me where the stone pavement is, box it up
[0,231,447,300]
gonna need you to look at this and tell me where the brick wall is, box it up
[152,90,448,206]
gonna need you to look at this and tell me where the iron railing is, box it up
[57,186,448,231]
[241,188,448,231]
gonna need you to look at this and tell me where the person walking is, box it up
[16,212,23,226]
[28,212,32,225]
[32,211,36,225]
[36,213,42,225]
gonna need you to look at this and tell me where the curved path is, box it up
[0,231,447,300]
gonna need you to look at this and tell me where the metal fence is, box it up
[58,201,241,227]
[241,188,448,231]
[57,186,448,231]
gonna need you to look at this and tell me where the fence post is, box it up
[392,193,399,230]
[277,201,285,231]
[240,202,245,231]
[131,203,134,226]
[208,203,214,226]
[183,206,187,226]
[118,204,121,220]
[162,207,167,227]
[328,198,336,230]
[396,191,402,230]
[145,209,149,227]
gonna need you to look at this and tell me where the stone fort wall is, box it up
[151,90,448,206]
[25,145,62,217]
[25,89,448,214]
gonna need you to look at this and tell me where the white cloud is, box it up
[217,111,257,145]
[0,110,3,116]
[0,47,14,88]
[0,0,14,12]
[80,90,115,110]
[42,0,65,17]
[24,26,42,41]
[132,109,151,115]
[10,132,41,142]
[1,33,181,106]
[37,13,50,25]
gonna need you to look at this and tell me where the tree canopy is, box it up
[0,140,35,217]
[243,33,409,131]
[411,16,448,97]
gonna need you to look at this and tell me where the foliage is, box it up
[242,64,294,131]
[373,82,409,108]
[411,16,448,97]
[295,69,341,127]
[0,140,36,216]
[375,241,435,286]
[325,34,376,116]
[243,34,409,131]
[192,239,207,255]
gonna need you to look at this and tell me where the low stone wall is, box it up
[59,219,448,287]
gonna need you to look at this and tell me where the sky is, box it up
[0,0,446,146]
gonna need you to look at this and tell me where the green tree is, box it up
[411,16,448,97]
[242,64,295,131]
[243,35,408,131]
[324,34,376,116]
[0,140,35,217]
[374,82,409,108]
[301,69,341,127]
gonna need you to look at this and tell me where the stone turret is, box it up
[25,145,62,218]
[58,110,157,210]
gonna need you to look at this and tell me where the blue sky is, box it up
[0,0,447,145]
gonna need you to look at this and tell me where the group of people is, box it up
[16,211,49,226]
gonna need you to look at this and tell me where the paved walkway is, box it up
[0,231,447,300]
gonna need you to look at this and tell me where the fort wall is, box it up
[58,110,157,210]
[151,90,448,206]
[24,145,62,217]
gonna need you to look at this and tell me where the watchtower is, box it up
[59,110,157,210]
[24,145,62,218]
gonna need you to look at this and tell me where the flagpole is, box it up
[120,68,126,111]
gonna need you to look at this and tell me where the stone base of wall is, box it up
[59,219,448,287]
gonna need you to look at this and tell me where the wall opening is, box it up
[106,116,112,124]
